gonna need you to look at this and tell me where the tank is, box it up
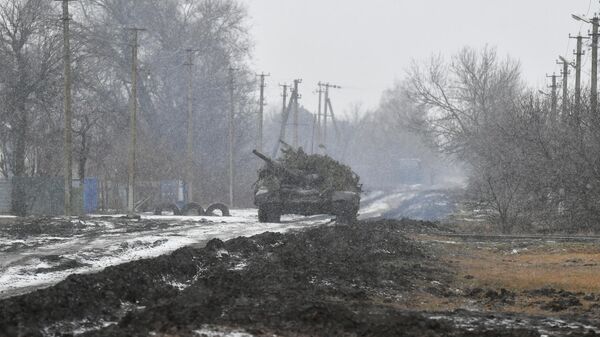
[252,147,361,223]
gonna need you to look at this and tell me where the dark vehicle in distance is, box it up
[252,148,361,223]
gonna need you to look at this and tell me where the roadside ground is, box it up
[2,217,600,336]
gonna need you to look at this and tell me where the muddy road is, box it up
[0,211,333,299]
[0,186,456,299]
[1,217,600,336]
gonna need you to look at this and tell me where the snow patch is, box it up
[194,325,255,337]
[0,210,333,298]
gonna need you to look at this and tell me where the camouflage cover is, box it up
[253,147,361,223]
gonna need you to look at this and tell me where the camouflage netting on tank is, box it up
[277,147,361,192]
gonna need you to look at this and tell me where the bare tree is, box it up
[0,0,61,215]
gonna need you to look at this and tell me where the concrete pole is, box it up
[293,79,300,148]
[575,36,584,112]
[280,84,288,144]
[60,0,73,217]
[558,58,569,118]
[257,73,268,152]
[228,67,235,208]
[550,74,558,117]
[591,17,599,115]
[323,84,329,153]
[316,83,323,150]
[128,28,144,214]
[185,49,196,204]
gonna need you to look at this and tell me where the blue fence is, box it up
[83,178,99,214]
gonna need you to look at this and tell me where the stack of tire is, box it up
[153,202,230,216]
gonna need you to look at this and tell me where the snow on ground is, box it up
[0,209,333,299]
[0,187,461,299]
[359,185,459,221]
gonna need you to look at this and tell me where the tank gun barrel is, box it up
[253,149,302,181]
[252,150,274,165]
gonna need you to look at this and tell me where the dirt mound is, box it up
[0,219,542,337]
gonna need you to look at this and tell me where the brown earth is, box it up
[0,219,599,336]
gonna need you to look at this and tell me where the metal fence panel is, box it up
[0,179,11,214]
[84,178,99,214]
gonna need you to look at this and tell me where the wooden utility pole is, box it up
[292,79,301,148]
[127,28,145,214]
[592,16,599,115]
[58,0,75,217]
[257,73,269,153]
[185,49,200,203]
[228,67,236,208]
[558,57,570,119]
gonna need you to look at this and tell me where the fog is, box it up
[0,0,597,232]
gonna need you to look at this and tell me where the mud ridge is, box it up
[0,219,554,336]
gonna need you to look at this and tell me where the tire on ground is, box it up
[206,203,231,217]
[153,203,182,216]
[333,201,358,225]
[181,202,205,216]
[258,204,281,223]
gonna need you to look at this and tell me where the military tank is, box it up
[252,147,361,223]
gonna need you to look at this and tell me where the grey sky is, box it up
[246,0,597,118]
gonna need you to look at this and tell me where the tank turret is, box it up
[253,147,361,224]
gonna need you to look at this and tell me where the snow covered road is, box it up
[0,210,334,299]
[0,186,460,299]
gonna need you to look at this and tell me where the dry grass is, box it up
[455,244,600,293]
[402,235,600,315]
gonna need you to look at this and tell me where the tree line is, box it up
[385,46,600,232]
[0,0,257,214]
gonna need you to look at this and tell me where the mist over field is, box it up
[2,1,600,337]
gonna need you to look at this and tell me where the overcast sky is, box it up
[246,0,598,118]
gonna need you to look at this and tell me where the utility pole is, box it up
[57,0,76,217]
[322,84,329,152]
[320,83,341,153]
[257,73,269,153]
[548,73,559,118]
[326,94,341,141]
[127,28,145,215]
[271,82,299,158]
[279,84,288,144]
[316,83,324,151]
[557,57,570,119]
[292,79,301,148]
[185,49,200,204]
[570,34,587,117]
[228,67,236,208]
[592,16,599,115]
[312,83,325,154]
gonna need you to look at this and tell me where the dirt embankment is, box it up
[0,219,590,337]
